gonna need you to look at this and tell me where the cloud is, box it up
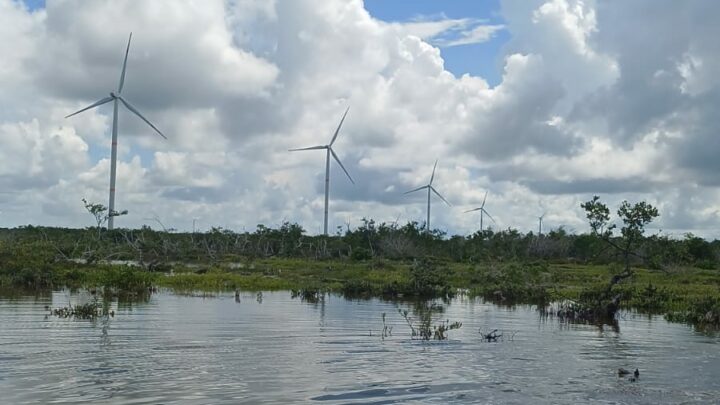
[1,0,720,238]
[395,16,504,47]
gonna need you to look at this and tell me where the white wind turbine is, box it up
[289,106,354,236]
[404,160,451,233]
[465,190,495,232]
[538,212,547,236]
[65,33,166,230]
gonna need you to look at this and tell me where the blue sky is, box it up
[364,0,508,86]
[21,0,43,10]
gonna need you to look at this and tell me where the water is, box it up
[1,290,718,404]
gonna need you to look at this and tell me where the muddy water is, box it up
[1,290,718,404]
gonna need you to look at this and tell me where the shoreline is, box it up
[2,257,719,328]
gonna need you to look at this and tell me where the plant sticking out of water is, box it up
[398,303,462,341]
[380,312,392,340]
[49,296,115,320]
[479,328,517,342]
[433,319,463,340]
[291,287,324,303]
[256,291,263,304]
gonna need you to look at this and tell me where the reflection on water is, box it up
[1,290,718,404]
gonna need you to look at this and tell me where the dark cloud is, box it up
[522,177,663,196]
[160,186,230,203]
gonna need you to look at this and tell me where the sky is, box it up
[1,0,719,238]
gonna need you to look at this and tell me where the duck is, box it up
[618,368,640,378]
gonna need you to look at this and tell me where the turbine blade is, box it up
[404,185,427,195]
[330,148,354,184]
[288,145,327,152]
[430,159,438,185]
[118,32,132,94]
[430,186,451,206]
[118,96,167,139]
[65,96,114,118]
[464,207,482,213]
[329,106,350,146]
[481,190,488,208]
[482,208,496,224]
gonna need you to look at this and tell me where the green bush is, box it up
[407,258,453,297]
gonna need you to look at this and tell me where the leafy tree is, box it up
[579,196,659,319]
[82,198,128,237]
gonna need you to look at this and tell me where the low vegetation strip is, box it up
[1,195,719,328]
[2,256,719,328]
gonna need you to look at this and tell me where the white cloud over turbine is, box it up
[1,0,720,239]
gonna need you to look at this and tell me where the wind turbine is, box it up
[404,160,451,233]
[289,106,354,236]
[465,190,495,232]
[65,33,166,230]
[538,212,547,236]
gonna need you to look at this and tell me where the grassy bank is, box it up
[2,257,719,327]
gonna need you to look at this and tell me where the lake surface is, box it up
[1,290,719,404]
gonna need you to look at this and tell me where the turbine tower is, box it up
[404,160,451,233]
[465,191,495,232]
[65,33,166,230]
[538,212,546,236]
[289,106,354,236]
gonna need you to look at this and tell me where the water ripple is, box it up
[1,291,718,404]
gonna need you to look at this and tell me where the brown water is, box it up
[1,290,718,404]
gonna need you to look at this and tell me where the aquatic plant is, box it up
[398,304,461,340]
[380,312,392,340]
[49,296,114,320]
[291,287,324,303]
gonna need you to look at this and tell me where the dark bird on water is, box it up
[618,368,640,380]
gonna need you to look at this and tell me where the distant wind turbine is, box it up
[289,106,354,236]
[465,191,495,232]
[538,212,547,236]
[404,160,451,233]
[65,33,166,230]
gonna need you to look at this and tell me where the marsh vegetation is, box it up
[1,196,719,328]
